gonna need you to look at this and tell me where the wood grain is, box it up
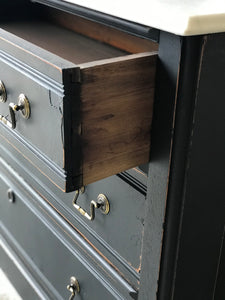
[79,52,157,185]
[44,6,158,54]
[1,20,127,64]
[0,9,158,190]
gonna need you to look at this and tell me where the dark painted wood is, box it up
[0,125,67,192]
[139,31,183,300]
[140,32,225,300]
[0,12,157,192]
[168,33,225,300]
[0,28,78,82]
[0,158,137,299]
[0,242,42,300]
[1,3,225,300]
[157,35,204,300]
[0,139,145,289]
[0,48,78,192]
[1,0,32,21]
[214,228,225,300]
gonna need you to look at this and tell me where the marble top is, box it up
[64,0,225,36]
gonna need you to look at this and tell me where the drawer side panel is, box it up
[80,52,157,185]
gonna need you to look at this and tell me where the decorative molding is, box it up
[0,51,64,96]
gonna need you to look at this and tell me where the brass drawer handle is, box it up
[67,276,80,300]
[72,188,110,221]
[0,94,30,129]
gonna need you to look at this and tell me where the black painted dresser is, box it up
[0,1,225,300]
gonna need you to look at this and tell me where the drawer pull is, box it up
[7,189,15,203]
[67,276,80,300]
[0,94,30,129]
[73,189,110,221]
[0,80,7,103]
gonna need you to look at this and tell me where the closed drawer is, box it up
[0,137,147,288]
[0,157,137,299]
[41,169,147,284]
[0,6,157,192]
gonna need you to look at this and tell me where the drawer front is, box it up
[0,30,79,193]
[62,175,146,274]
[0,139,146,288]
[0,8,156,192]
[0,53,65,167]
[32,171,146,286]
[0,158,137,299]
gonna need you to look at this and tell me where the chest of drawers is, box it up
[1,1,225,300]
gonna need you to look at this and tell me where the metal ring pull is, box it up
[67,276,80,300]
[0,94,30,129]
[72,188,110,221]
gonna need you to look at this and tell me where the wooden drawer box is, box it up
[0,8,157,192]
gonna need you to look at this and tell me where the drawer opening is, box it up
[0,4,158,192]
[1,19,128,65]
[0,5,158,64]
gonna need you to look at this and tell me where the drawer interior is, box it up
[1,20,128,64]
[1,5,158,63]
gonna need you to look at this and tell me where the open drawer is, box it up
[0,7,157,192]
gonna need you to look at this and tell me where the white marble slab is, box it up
[63,0,225,35]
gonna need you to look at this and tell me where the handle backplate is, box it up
[67,276,80,300]
[0,93,30,129]
[73,189,110,221]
